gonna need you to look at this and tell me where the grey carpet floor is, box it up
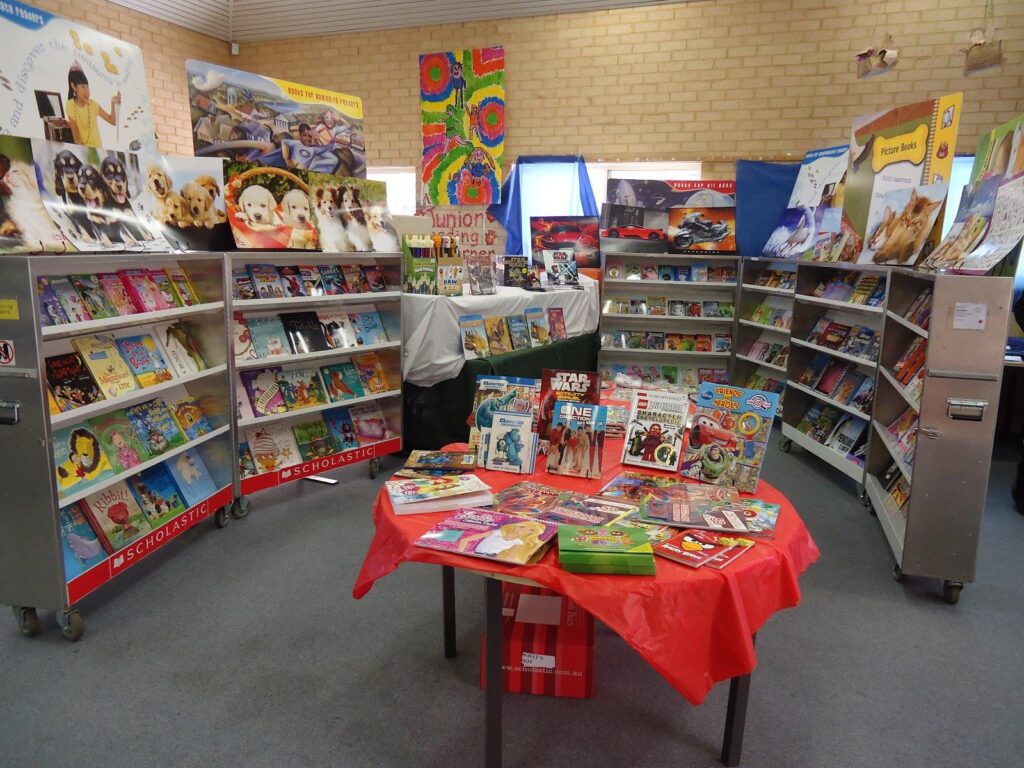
[1,432,1023,768]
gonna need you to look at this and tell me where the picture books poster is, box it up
[185,60,365,178]
[0,0,157,153]
[420,46,505,206]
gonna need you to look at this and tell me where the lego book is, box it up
[546,402,607,479]
[621,389,689,471]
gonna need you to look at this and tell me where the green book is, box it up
[557,524,656,575]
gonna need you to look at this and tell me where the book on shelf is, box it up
[825,413,868,457]
[387,474,494,514]
[151,322,207,377]
[169,396,213,441]
[164,266,202,307]
[232,311,257,361]
[80,482,153,553]
[245,314,290,359]
[73,335,139,399]
[805,317,830,345]
[148,270,182,309]
[524,307,552,347]
[238,442,258,478]
[815,360,851,397]
[37,277,72,326]
[88,409,152,474]
[546,402,607,479]
[818,322,852,350]
[405,450,477,472]
[95,273,139,317]
[849,273,881,305]
[648,295,667,316]
[319,310,358,349]
[838,326,876,358]
[125,398,186,456]
[349,401,395,443]
[341,264,371,294]
[324,408,361,450]
[125,463,188,528]
[280,311,331,354]
[59,503,107,579]
[114,333,174,388]
[165,449,220,507]
[46,351,104,412]
[275,368,329,411]
[245,423,304,473]
[485,411,538,474]
[484,316,514,356]
[646,331,665,350]
[318,265,347,295]
[51,424,115,495]
[120,269,170,312]
[241,368,288,416]
[621,388,689,471]
[70,274,118,319]
[276,266,308,297]
[605,260,624,279]
[416,507,554,563]
[346,305,389,346]
[831,370,866,406]
[292,419,337,460]
[557,524,655,575]
[904,287,933,328]
[298,265,326,296]
[232,267,257,301]
[459,314,490,361]
[628,297,647,315]
[49,277,93,323]
[353,352,390,394]
[547,308,567,340]
[849,377,875,411]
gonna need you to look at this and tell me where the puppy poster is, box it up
[0,135,71,252]
[0,0,157,153]
[308,173,398,253]
[185,60,364,178]
[134,154,231,251]
[224,161,318,250]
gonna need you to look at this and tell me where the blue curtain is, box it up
[735,159,801,257]
[488,155,599,255]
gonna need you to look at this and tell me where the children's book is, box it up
[119,269,170,312]
[826,413,868,457]
[276,266,308,297]
[69,274,117,319]
[276,368,329,411]
[415,508,555,564]
[51,425,114,495]
[318,264,347,295]
[621,389,689,471]
[506,314,531,350]
[346,305,389,346]
[239,442,258,478]
[849,377,875,412]
[232,266,257,300]
[524,306,552,347]
[88,409,152,474]
[680,383,779,493]
[164,266,202,307]
[484,316,514,356]
[404,450,477,472]
[354,352,390,394]
[815,361,850,397]
[280,311,331,353]
[542,248,579,287]
[37,277,71,326]
[125,398,186,456]
[73,335,139,399]
[557,524,656,575]
[459,314,490,360]
[81,482,153,552]
[247,264,287,299]
[245,314,290,359]
[233,311,257,361]
[654,529,738,568]
[45,352,104,412]
[349,401,395,443]
[165,449,220,507]
[530,496,633,527]
[485,411,538,475]
[59,503,107,578]
[797,352,831,388]
[170,396,213,440]
[244,423,303,473]
[114,333,175,388]
[503,255,529,288]
[465,252,497,295]
[363,264,387,292]
[437,258,465,296]
[49,277,93,323]
[96,272,139,316]
[126,463,187,528]
[319,311,358,349]
[320,361,366,402]
[324,407,361,450]
[152,321,208,377]
[492,481,577,517]
[148,269,181,308]
[467,376,540,460]
[292,419,337,460]
[536,369,599,441]
[341,264,371,293]
[547,308,567,340]
[641,495,749,533]
[546,401,607,479]
[298,265,325,297]
[240,368,288,416]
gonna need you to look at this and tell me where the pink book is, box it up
[118,270,170,313]
[97,273,140,315]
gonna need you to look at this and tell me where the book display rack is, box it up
[733,259,795,398]
[863,270,1011,604]
[0,253,234,641]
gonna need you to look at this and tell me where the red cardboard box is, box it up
[480,584,595,698]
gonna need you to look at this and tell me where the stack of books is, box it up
[557,524,656,575]
[386,473,494,514]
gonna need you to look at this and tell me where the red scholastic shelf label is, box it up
[67,485,232,605]
[240,437,402,494]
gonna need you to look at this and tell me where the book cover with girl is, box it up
[415,508,557,566]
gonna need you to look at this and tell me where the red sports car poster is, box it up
[530,216,600,268]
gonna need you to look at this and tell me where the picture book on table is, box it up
[245,424,303,474]
[165,267,201,307]
[276,368,329,411]
[51,425,114,495]
[125,399,186,456]
[245,315,290,358]
[37,278,71,327]
[81,482,153,552]
[149,270,182,309]
[298,266,325,297]
[415,508,557,566]
[318,265,346,295]
[120,269,170,312]
[170,396,213,441]
[73,335,139,399]
[622,389,689,471]
[233,311,257,361]
[546,402,607,479]
[70,274,118,319]
[680,383,779,493]
[466,252,497,295]
[532,496,634,527]
[280,311,331,354]
[557,524,655,574]
[547,308,567,340]
[484,316,514,356]
[349,401,394,443]
[276,266,308,298]
[97,273,140,316]
[49,277,93,324]
[354,352,390,394]
[459,314,490,360]
[293,419,338,460]
[485,411,538,474]
[503,255,529,288]
[385,473,491,504]
[654,529,739,568]
[240,368,288,416]
[45,352,103,412]
[114,334,174,388]
[59,503,107,578]
[515,309,547,349]
[641,496,749,534]
[468,376,540,459]
[149,324,205,380]
[165,449,220,507]
[506,314,532,350]
[493,481,575,517]
[88,409,152,474]
[537,369,599,441]
[405,450,477,472]
[346,306,389,346]
[320,311,358,349]
[324,408,361,450]
[232,267,257,300]
[126,464,188,528]
[320,361,366,402]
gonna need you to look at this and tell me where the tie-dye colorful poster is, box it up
[420,46,505,206]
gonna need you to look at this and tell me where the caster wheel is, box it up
[230,497,252,520]
[779,438,792,454]
[58,611,84,642]
[368,458,379,479]
[12,606,39,638]
[214,506,231,528]
[892,565,904,583]
[942,580,963,605]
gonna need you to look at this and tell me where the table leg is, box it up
[484,577,503,768]
[720,633,756,767]
[442,565,457,658]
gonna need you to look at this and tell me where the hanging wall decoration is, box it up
[420,46,505,206]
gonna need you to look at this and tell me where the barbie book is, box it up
[414,508,558,565]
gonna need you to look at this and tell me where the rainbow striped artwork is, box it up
[420,46,505,206]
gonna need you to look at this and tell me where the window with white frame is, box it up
[586,161,703,209]
[366,166,418,215]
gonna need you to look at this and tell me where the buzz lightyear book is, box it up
[679,382,780,493]
[621,389,689,472]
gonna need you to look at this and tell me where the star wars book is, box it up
[621,389,689,471]
[125,398,186,456]
[59,502,107,578]
[114,333,175,388]
[165,449,220,507]
[280,311,331,353]
[88,409,152,474]
[292,418,338,460]
[240,367,288,416]
[459,314,491,360]
[503,255,529,288]
[153,321,208,377]
[51,425,115,496]
[485,411,538,475]
[45,351,104,412]
[275,368,329,411]
[73,335,139,399]
[297,265,325,297]
[537,369,599,441]
[415,508,555,563]
[319,361,366,402]
[80,482,153,553]
[546,402,607,479]
[542,249,579,288]
[245,314,290,359]
[125,463,188,528]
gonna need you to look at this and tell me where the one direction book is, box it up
[59,503,107,578]
[349,401,394,443]
[324,408,361,450]
[240,368,287,416]
[485,411,538,475]
[275,368,329,411]
[506,314,531,350]
[654,529,738,568]
[354,352,390,393]
[245,424,303,473]
[45,352,104,412]
[245,314,290,359]
[415,508,557,565]
[621,389,689,471]
[346,305,388,346]
[69,274,118,319]
[459,314,490,360]
[280,311,331,354]
[319,311,357,349]
[276,266,308,297]
[546,401,607,479]
[126,463,188,528]
[524,306,552,347]
[73,335,139,399]
[115,333,175,388]
[37,277,71,326]
[680,383,780,493]
[125,398,186,456]
[88,409,152,474]
[537,369,599,441]
[97,272,140,316]
[81,482,153,552]
[484,316,513,356]
[51,425,115,495]
[49,277,93,323]
[320,361,365,402]
[152,321,208,377]
[166,449,220,507]
[292,419,337,460]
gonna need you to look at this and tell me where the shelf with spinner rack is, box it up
[601,313,733,324]
[0,252,236,641]
[734,354,787,374]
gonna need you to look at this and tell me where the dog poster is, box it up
[308,173,398,253]
[134,154,231,251]
[420,47,505,206]
[0,1,157,153]
[31,139,167,252]
[185,60,364,178]
[224,161,318,250]
[529,216,600,269]
[0,135,72,252]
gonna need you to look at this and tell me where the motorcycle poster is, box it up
[667,206,737,254]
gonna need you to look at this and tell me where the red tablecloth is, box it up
[353,439,819,705]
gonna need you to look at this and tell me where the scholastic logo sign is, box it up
[278,445,378,482]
